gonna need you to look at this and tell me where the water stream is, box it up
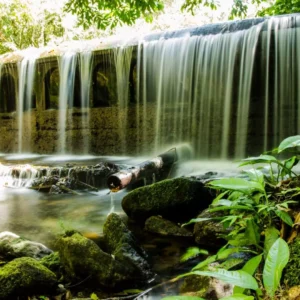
[58,52,77,154]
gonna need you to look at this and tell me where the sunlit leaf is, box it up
[233,254,262,294]
[278,135,300,153]
[275,210,293,227]
[208,178,265,194]
[182,269,258,290]
[263,238,290,297]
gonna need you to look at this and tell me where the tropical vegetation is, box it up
[163,135,300,299]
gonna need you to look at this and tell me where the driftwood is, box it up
[107,147,179,191]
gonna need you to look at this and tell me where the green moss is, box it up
[40,252,62,279]
[179,274,210,298]
[283,237,300,286]
[0,257,57,298]
[122,177,213,222]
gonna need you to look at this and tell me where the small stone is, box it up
[0,231,52,260]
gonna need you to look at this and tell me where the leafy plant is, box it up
[180,136,299,299]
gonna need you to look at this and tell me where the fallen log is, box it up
[107,147,182,191]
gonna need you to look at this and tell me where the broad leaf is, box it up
[233,255,262,294]
[219,294,254,300]
[263,238,290,297]
[264,227,279,258]
[209,178,265,194]
[161,297,205,300]
[275,210,293,227]
[183,269,258,290]
[278,135,300,153]
[243,169,264,185]
[239,155,278,167]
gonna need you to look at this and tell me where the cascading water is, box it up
[114,45,133,154]
[58,52,77,154]
[80,51,93,154]
[0,15,300,158]
[17,48,41,153]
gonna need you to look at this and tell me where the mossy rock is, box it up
[56,230,139,288]
[122,178,214,222]
[40,252,62,280]
[180,274,232,299]
[103,213,152,283]
[193,209,227,247]
[0,257,57,299]
[284,237,300,286]
[145,216,193,237]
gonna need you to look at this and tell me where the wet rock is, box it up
[122,177,214,223]
[145,216,193,237]
[0,257,57,299]
[56,229,148,289]
[179,274,233,299]
[103,213,153,283]
[193,209,227,247]
[0,231,52,260]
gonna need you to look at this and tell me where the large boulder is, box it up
[56,230,123,288]
[145,216,193,237]
[103,213,153,283]
[0,231,52,260]
[122,178,214,222]
[0,257,57,299]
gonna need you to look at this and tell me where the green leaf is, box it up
[264,227,280,258]
[233,254,262,294]
[212,191,229,205]
[263,238,290,297]
[278,135,300,153]
[243,169,264,185]
[209,205,254,213]
[275,210,293,227]
[183,269,258,290]
[161,297,205,300]
[219,294,254,300]
[182,217,214,227]
[180,247,209,262]
[239,155,278,167]
[192,255,217,270]
[208,178,265,194]
[216,247,242,260]
[244,219,260,246]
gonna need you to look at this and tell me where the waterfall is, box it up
[17,49,40,153]
[58,52,77,154]
[114,45,133,154]
[136,15,300,158]
[80,51,93,154]
[1,15,300,158]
